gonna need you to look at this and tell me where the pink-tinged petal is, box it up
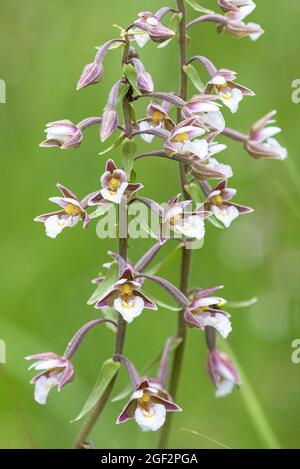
[134,291,158,310]
[100,109,118,142]
[25,352,59,361]
[57,183,79,201]
[125,183,144,196]
[228,202,254,214]
[95,290,118,308]
[117,399,138,424]
[193,285,224,301]
[34,210,65,222]
[106,159,118,173]
[58,362,75,390]
[221,188,237,200]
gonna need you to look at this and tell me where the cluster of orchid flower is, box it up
[27,0,286,439]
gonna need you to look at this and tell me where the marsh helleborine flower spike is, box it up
[184,286,232,338]
[204,179,253,228]
[88,159,143,206]
[39,120,83,149]
[95,257,157,323]
[207,349,241,397]
[25,353,74,405]
[34,184,91,238]
[246,110,287,160]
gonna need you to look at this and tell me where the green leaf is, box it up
[122,138,137,178]
[144,244,182,276]
[157,37,174,49]
[183,64,204,92]
[185,0,215,14]
[122,63,140,96]
[111,339,182,403]
[117,83,130,103]
[148,297,181,312]
[72,359,120,422]
[87,261,119,305]
[184,182,203,204]
[98,133,125,156]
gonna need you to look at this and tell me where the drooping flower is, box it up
[224,19,264,41]
[183,94,225,132]
[218,0,256,22]
[34,184,91,238]
[132,11,175,48]
[25,353,74,405]
[161,194,211,241]
[204,179,253,228]
[184,286,232,338]
[39,120,83,149]
[205,157,233,179]
[207,349,240,397]
[139,101,175,143]
[245,110,287,160]
[205,65,255,113]
[117,378,181,431]
[95,257,157,323]
[165,118,208,159]
[88,160,143,206]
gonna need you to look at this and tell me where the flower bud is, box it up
[136,71,154,92]
[207,350,240,398]
[39,120,83,149]
[76,62,103,90]
[100,109,119,142]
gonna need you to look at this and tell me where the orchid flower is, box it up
[34,184,91,238]
[205,179,253,227]
[95,255,157,323]
[184,286,232,338]
[39,120,83,149]
[88,159,143,206]
[165,118,208,159]
[25,353,74,405]
[207,349,240,397]
[139,101,174,143]
[246,110,287,160]
[131,11,175,48]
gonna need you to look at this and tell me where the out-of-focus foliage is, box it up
[0,0,299,448]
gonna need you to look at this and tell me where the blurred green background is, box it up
[0,0,299,449]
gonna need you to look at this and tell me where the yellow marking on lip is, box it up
[151,110,165,122]
[65,204,82,216]
[212,195,223,206]
[109,177,121,194]
[172,132,189,143]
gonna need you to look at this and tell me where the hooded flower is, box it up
[161,194,211,241]
[25,353,74,405]
[139,101,175,143]
[205,65,255,113]
[39,120,83,149]
[246,110,287,160]
[117,378,181,431]
[165,118,208,159]
[204,179,253,228]
[95,258,157,323]
[218,0,256,22]
[184,286,232,338]
[183,94,225,132]
[224,19,264,40]
[132,11,175,48]
[88,160,143,206]
[207,350,241,397]
[34,184,91,238]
